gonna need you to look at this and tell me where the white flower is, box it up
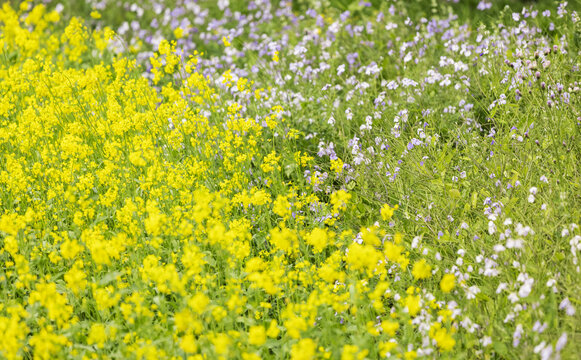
[481,336,492,347]
[556,333,567,351]
[385,22,398,30]
[540,344,553,360]
[506,238,524,249]
[217,0,230,10]
[411,237,420,249]
[512,324,523,347]
[508,292,520,303]
[534,341,547,354]
[466,286,480,299]
[488,221,497,234]
[518,279,533,298]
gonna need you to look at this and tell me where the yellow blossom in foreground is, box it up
[382,320,400,337]
[330,189,351,213]
[412,259,432,280]
[291,338,317,360]
[306,227,329,253]
[379,341,398,355]
[380,204,398,221]
[174,27,184,39]
[404,294,421,317]
[440,273,456,293]
[430,323,456,352]
[87,323,107,348]
[248,325,266,346]
[266,320,280,338]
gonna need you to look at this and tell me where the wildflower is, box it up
[430,323,456,352]
[248,325,266,346]
[381,320,399,337]
[412,259,432,280]
[291,338,316,360]
[87,323,107,348]
[440,274,456,293]
[266,320,280,338]
[330,190,351,213]
[306,228,329,253]
[380,204,398,221]
[404,294,421,317]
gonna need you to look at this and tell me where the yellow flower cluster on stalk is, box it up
[0,5,460,359]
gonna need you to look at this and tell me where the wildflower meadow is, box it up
[0,0,580,359]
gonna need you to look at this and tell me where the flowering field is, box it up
[0,0,580,359]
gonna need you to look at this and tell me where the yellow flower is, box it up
[179,333,198,354]
[90,10,101,19]
[248,325,266,346]
[430,323,456,352]
[291,338,316,360]
[188,293,210,314]
[284,316,307,339]
[381,320,399,337]
[379,341,398,355]
[346,243,382,274]
[29,327,69,360]
[330,158,343,174]
[174,27,184,39]
[270,226,298,254]
[404,294,421,317]
[64,260,87,294]
[60,238,84,260]
[306,228,329,253]
[87,323,107,348]
[380,204,398,221]
[411,259,432,280]
[330,190,351,213]
[440,274,456,293]
[210,333,231,356]
[242,353,262,360]
[273,195,291,219]
[266,320,280,338]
